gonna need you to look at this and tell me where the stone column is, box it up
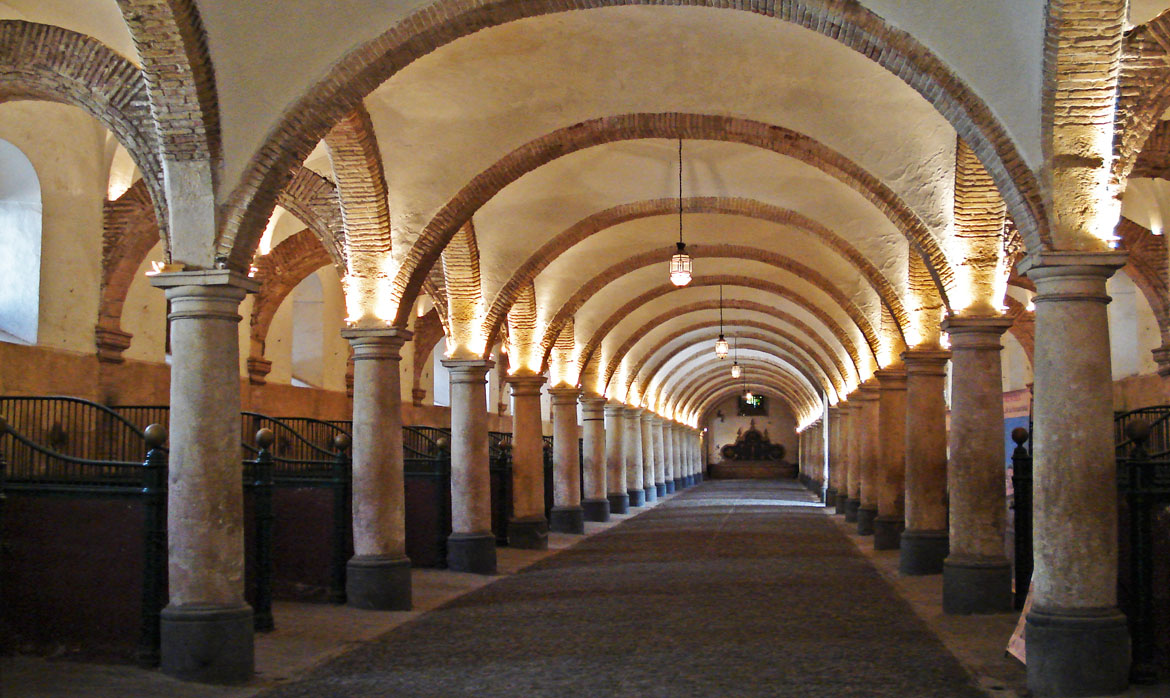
[604,402,629,513]
[674,426,687,490]
[844,399,863,521]
[825,407,841,508]
[685,430,696,486]
[549,387,584,533]
[341,327,413,610]
[874,368,908,550]
[940,316,1012,613]
[442,359,496,574]
[855,383,881,534]
[651,416,667,497]
[505,374,548,549]
[625,407,646,506]
[580,395,610,522]
[899,350,951,575]
[834,404,851,515]
[641,411,657,502]
[696,431,705,482]
[150,270,257,683]
[1023,253,1130,695]
[665,423,678,492]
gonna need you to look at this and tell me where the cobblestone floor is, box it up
[260,480,989,697]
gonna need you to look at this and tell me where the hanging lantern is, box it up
[744,389,754,402]
[714,333,729,359]
[670,241,692,286]
[731,362,741,379]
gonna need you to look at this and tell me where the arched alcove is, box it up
[1108,271,1160,380]
[0,137,41,344]
[291,273,325,387]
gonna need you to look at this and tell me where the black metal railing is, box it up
[1010,427,1032,611]
[1116,406,1170,458]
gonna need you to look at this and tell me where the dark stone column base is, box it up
[160,603,253,684]
[873,516,904,550]
[674,477,685,491]
[655,483,667,498]
[628,488,645,507]
[582,498,610,522]
[550,505,585,534]
[665,480,676,494]
[899,529,948,575]
[644,486,657,503]
[447,532,497,575]
[856,506,877,535]
[346,555,412,610]
[685,475,695,486]
[507,516,549,550]
[824,487,838,508]
[844,497,860,522]
[608,492,630,514]
[942,555,1012,614]
[835,495,849,515]
[1026,605,1130,697]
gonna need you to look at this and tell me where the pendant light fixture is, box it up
[742,366,753,403]
[714,285,729,359]
[731,335,741,378]
[669,139,693,287]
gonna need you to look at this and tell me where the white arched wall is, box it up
[291,274,325,387]
[1107,271,1161,380]
[122,241,168,363]
[0,137,41,344]
[1001,332,1033,394]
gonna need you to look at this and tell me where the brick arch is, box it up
[248,230,336,379]
[1113,10,1170,189]
[116,0,218,163]
[1003,295,1035,366]
[219,0,1048,277]
[0,20,168,244]
[388,114,959,330]
[569,276,876,388]
[629,322,843,399]
[483,196,913,348]
[1117,217,1170,344]
[671,363,816,417]
[695,385,812,427]
[646,336,832,413]
[675,361,818,418]
[275,166,347,271]
[95,180,159,362]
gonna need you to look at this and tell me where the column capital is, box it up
[901,349,951,375]
[874,367,907,390]
[1017,250,1127,278]
[624,405,644,417]
[603,401,626,417]
[148,268,259,295]
[854,382,881,401]
[342,327,413,361]
[941,315,1012,350]
[1021,251,1128,305]
[579,394,608,408]
[441,358,495,382]
[548,385,581,403]
[505,373,547,396]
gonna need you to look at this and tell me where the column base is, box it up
[550,505,585,534]
[856,506,877,535]
[899,529,948,575]
[665,480,676,494]
[582,498,610,522]
[824,487,837,508]
[873,516,904,550]
[697,472,704,483]
[507,516,549,550]
[685,475,695,487]
[942,555,1012,614]
[160,603,253,684]
[608,492,630,514]
[628,488,646,507]
[644,486,657,503]
[447,532,497,575]
[835,495,848,515]
[655,483,667,498]
[346,555,412,611]
[674,477,685,491]
[1025,605,1130,697]
[844,498,860,522]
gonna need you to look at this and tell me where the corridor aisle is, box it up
[262,480,985,697]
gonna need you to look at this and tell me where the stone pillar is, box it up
[940,316,1012,613]
[505,374,548,549]
[341,327,413,610]
[696,431,705,482]
[442,359,496,574]
[674,426,687,490]
[549,387,584,534]
[666,423,680,492]
[1023,253,1130,695]
[685,430,696,486]
[150,270,257,683]
[625,407,646,506]
[834,404,851,515]
[660,420,674,494]
[844,400,863,521]
[651,416,667,497]
[899,350,951,575]
[604,402,629,513]
[580,395,610,522]
[641,411,657,502]
[855,383,881,534]
[825,407,841,507]
[874,368,908,550]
